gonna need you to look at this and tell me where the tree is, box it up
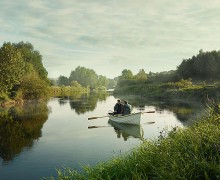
[19,73,50,100]
[70,81,84,91]
[0,42,25,93]
[120,69,133,80]
[57,75,69,86]
[69,66,98,89]
[97,75,109,88]
[135,69,147,81]
[108,79,117,89]
[13,42,48,82]
[177,50,220,80]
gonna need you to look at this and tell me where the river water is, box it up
[0,93,205,179]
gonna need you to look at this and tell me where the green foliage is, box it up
[97,75,109,88]
[108,78,117,89]
[114,78,220,101]
[58,66,115,90]
[50,84,88,98]
[19,74,50,100]
[0,42,25,93]
[160,79,198,92]
[69,66,98,89]
[119,69,133,80]
[134,69,147,81]
[177,50,220,80]
[57,75,69,86]
[0,92,10,101]
[148,70,178,83]
[0,41,50,101]
[13,42,48,82]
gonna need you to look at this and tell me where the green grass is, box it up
[49,105,220,180]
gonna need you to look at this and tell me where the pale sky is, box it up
[1,0,220,78]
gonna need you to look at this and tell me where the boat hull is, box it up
[109,112,142,125]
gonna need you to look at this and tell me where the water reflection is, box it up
[108,120,144,141]
[0,101,49,163]
[114,95,205,125]
[0,94,206,179]
[61,92,109,115]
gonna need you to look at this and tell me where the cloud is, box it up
[1,0,220,78]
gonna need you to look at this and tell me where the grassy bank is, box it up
[51,103,220,179]
[114,80,220,100]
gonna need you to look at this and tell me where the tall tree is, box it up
[0,42,25,93]
[13,42,48,82]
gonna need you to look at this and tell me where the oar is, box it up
[144,122,155,124]
[88,115,110,120]
[88,125,111,129]
[142,111,155,113]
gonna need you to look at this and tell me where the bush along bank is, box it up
[52,102,220,179]
[114,80,220,101]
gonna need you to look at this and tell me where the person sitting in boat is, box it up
[122,100,131,115]
[113,99,123,115]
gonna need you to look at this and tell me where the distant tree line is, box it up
[57,66,117,90]
[114,50,220,99]
[177,50,220,81]
[116,50,220,86]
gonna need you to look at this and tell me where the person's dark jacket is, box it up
[114,103,123,114]
[123,104,131,115]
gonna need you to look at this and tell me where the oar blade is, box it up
[88,115,110,120]
[88,125,111,129]
[142,111,155,114]
[88,117,98,120]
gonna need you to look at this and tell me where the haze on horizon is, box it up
[1,0,220,79]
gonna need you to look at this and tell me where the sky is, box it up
[1,0,220,79]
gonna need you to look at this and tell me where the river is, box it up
[0,93,205,179]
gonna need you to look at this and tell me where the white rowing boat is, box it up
[109,112,142,125]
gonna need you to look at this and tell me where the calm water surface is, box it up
[0,94,204,179]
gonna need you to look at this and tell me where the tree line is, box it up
[0,41,116,103]
[177,49,220,81]
[117,49,220,86]
[57,66,117,90]
[1,41,219,101]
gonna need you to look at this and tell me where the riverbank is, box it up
[0,85,89,108]
[114,80,220,101]
[53,102,220,179]
[0,98,24,108]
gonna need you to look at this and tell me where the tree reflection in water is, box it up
[0,101,49,162]
[69,92,109,115]
[115,95,205,125]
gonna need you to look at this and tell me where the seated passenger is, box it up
[122,100,131,115]
[113,99,123,115]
